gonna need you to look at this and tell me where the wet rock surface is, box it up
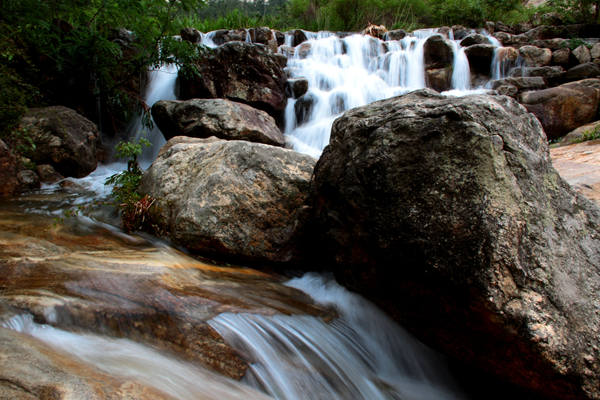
[152,99,285,146]
[0,139,20,197]
[0,327,176,400]
[308,89,600,400]
[0,198,329,384]
[141,137,316,264]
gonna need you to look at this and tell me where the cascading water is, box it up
[283,30,441,158]
[129,64,178,166]
[209,274,464,400]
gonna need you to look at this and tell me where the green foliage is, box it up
[427,0,521,27]
[105,137,155,232]
[286,0,428,31]
[562,38,593,50]
[546,0,600,24]
[0,0,205,136]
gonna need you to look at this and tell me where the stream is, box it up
[0,28,518,399]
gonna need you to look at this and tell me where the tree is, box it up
[0,0,204,135]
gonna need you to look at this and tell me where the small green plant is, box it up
[106,137,156,232]
[562,38,592,50]
[576,126,600,143]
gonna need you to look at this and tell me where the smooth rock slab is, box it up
[141,137,316,263]
[152,99,285,146]
[309,89,600,400]
[551,139,600,205]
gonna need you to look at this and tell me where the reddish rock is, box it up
[0,139,19,197]
[520,79,600,139]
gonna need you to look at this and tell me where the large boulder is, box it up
[18,106,99,178]
[178,42,288,119]
[141,137,316,263]
[309,89,600,400]
[151,99,285,146]
[0,140,19,197]
[520,79,600,139]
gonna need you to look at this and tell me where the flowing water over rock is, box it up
[210,274,463,400]
[0,185,465,399]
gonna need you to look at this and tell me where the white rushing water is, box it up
[281,28,512,157]
[209,274,464,400]
[2,314,272,400]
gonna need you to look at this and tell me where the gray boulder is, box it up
[565,62,600,82]
[152,99,285,147]
[309,89,600,400]
[18,106,99,178]
[178,42,288,119]
[141,137,316,263]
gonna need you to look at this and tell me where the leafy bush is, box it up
[105,138,158,232]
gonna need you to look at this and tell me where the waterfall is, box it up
[130,64,177,167]
[283,30,438,158]
[209,274,464,400]
[125,28,510,161]
[450,42,471,91]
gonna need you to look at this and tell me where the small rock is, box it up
[17,170,39,190]
[573,45,592,64]
[385,29,407,41]
[180,27,201,44]
[287,78,309,99]
[552,48,571,67]
[519,45,552,67]
[460,33,491,47]
[36,164,63,184]
[591,43,600,60]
